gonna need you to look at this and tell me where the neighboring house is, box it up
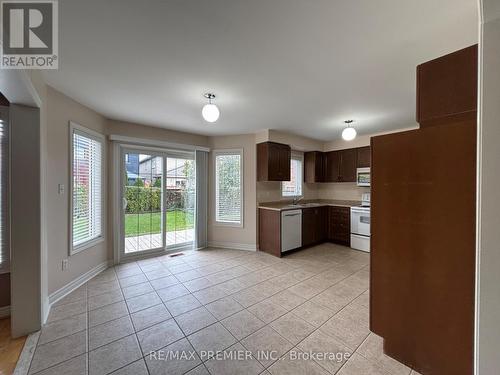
[125,153,139,174]
[166,164,187,190]
[136,156,189,190]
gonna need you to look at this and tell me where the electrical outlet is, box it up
[58,184,65,195]
[62,259,68,271]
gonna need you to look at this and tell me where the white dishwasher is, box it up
[281,209,302,252]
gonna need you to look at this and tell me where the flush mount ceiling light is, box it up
[342,120,357,141]
[202,93,220,123]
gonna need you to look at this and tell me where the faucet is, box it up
[292,196,304,205]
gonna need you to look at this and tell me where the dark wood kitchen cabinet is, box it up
[328,206,350,246]
[257,142,291,181]
[325,151,341,182]
[416,45,478,127]
[357,146,371,168]
[371,45,477,375]
[302,207,327,247]
[304,151,325,183]
[339,148,357,182]
[258,209,281,257]
[325,149,357,182]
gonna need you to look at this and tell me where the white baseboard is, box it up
[207,241,257,251]
[0,305,10,318]
[47,260,111,309]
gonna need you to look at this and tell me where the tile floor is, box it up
[25,244,422,375]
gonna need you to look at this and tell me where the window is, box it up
[70,122,105,254]
[282,152,303,197]
[0,106,9,273]
[215,150,243,226]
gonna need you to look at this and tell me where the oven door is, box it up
[350,208,370,236]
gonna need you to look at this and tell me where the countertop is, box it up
[258,199,362,211]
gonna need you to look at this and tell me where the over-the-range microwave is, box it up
[357,167,370,187]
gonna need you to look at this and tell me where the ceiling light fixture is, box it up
[202,93,220,123]
[342,120,357,141]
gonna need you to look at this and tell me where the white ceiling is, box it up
[43,0,478,140]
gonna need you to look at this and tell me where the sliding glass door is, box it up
[121,148,195,256]
[123,152,164,253]
[165,156,196,247]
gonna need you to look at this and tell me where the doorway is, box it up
[121,148,196,258]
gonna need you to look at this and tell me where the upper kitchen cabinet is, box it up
[257,141,291,181]
[325,149,357,182]
[356,146,371,168]
[325,151,341,182]
[416,45,478,127]
[339,148,357,182]
[304,151,325,183]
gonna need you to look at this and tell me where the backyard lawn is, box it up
[125,210,194,237]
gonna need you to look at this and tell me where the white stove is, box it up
[351,193,370,252]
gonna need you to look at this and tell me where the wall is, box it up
[0,95,10,310]
[45,87,109,294]
[208,134,257,249]
[106,120,209,147]
[28,70,49,322]
[10,104,42,336]
[2,69,48,333]
[477,1,500,372]
[267,129,323,152]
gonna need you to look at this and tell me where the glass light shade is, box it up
[342,126,357,141]
[202,103,220,122]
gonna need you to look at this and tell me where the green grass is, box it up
[124,210,194,237]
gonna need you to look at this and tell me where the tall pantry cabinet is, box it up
[370,45,477,375]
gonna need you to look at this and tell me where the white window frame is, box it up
[214,149,243,228]
[69,121,105,255]
[281,151,304,198]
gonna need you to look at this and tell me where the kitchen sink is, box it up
[286,202,322,208]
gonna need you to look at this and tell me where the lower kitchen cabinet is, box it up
[258,205,351,257]
[258,209,281,257]
[328,206,351,246]
[302,207,327,247]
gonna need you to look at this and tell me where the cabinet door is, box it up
[279,145,291,181]
[268,143,282,180]
[340,149,357,182]
[357,147,371,168]
[317,206,328,241]
[329,206,351,245]
[304,152,325,183]
[301,208,316,247]
[316,153,325,182]
[416,45,477,126]
[325,151,341,182]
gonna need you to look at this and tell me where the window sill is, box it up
[214,221,243,228]
[70,236,105,256]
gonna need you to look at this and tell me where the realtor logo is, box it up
[1,0,58,69]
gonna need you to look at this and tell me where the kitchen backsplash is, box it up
[257,181,369,203]
[256,181,318,202]
[316,182,370,201]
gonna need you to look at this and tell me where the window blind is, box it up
[72,129,103,250]
[215,151,242,225]
[282,152,303,197]
[0,107,9,273]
